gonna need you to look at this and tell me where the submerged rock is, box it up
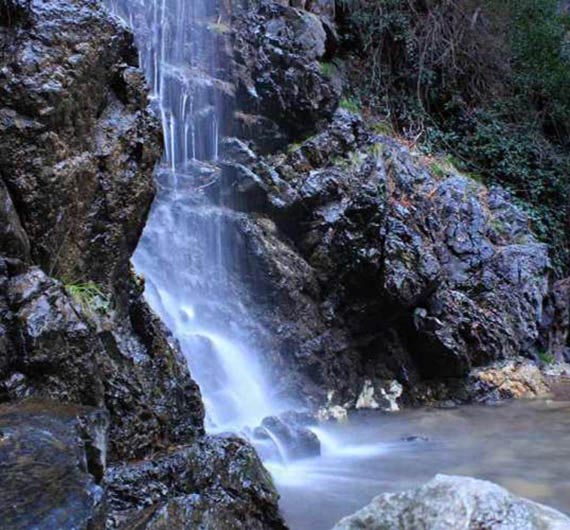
[0,401,108,530]
[254,412,320,461]
[331,474,570,530]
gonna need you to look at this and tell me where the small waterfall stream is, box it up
[105,0,281,434]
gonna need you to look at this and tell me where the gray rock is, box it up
[254,412,320,460]
[331,475,570,530]
[0,0,160,299]
[0,401,109,530]
[218,109,554,408]
[232,2,341,150]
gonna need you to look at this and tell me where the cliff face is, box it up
[190,0,568,410]
[0,0,203,461]
[0,1,284,529]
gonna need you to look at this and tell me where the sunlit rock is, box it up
[331,475,570,530]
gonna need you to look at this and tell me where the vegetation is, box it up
[538,351,556,365]
[340,97,361,113]
[65,281,111,318]
[338,0,570,272]
[319,61,337,77]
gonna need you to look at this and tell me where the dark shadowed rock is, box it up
[0,180,30,262]
[0,401,108,530]
[232,1,341,150]
[0,0,205,462]
[331,475,570,530]
[0,262,205,461]
[0,0,160,300]
[217,109,553,408]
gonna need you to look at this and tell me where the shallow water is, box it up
[270,400,570,530]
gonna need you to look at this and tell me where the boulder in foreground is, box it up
[331,474,570,530]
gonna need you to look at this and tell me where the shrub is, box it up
[338,0,570,272]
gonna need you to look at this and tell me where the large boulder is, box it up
[0,0,160,300]
[105,436,287,530]
[331,475,570,530]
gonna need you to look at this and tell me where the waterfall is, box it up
[105,0,280,433]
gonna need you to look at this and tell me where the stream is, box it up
[272,399,570,529]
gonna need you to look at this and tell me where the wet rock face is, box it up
[0,0,160,299]
[0,250,205,462]
[217,110,553,407]
[0,2,286,529]
[0,0,206,462]
[232,1,341,151]
[105,436,287,530]
[254,412,320,461]
[331,474,570,530]
[0,401,108,530]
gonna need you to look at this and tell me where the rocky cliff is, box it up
[0,0,284,528]
[180,0,570,412]
[1,0,569,528]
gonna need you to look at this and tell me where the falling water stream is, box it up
[105,0,281,434]
[103,2,570,529]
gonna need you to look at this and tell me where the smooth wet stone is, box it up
[331,474,570,530]
[0,401,109,530]
[255,412,320,460]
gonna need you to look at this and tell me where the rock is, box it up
[401,435,429,443]
[232,2,341,150]
[466,359,552,402]
[105,436,287,530]
[355,379,403,412]
[542,277,570,362]
[0,0,205,462]
[331,474,570,530]
[254,412,320,460]
[0,262,204,461]
[0,179,30,262]
[0,0,160,299]
[0,401,109,530]
[218,109,554,409]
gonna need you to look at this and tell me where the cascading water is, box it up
[105,0,280,434]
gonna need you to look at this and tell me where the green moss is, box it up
[319,62,337,77]
[371,120,394,136]
[340,97,361,114]
[538,351,556,365]
[429,154,459,178]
